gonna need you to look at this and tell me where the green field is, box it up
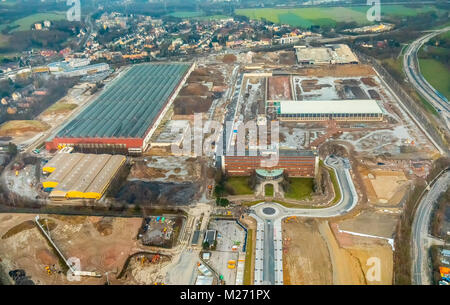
[225,176,254,195]
[419,58,450,101]
[167,11,204,18]
[0,12,66,32]
[166,11,229,21]
[235,5,437,28]
[284,178,314,200]
[418,30,450,101]
[243,229,254,285]
[264,184,274,197]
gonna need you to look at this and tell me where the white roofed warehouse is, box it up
[275,100,383,122]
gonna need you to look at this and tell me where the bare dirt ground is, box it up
[319,221,393,285]
[129,156,201,182]
[119,253,171,285]
[0,213,143,285]
[174,64,226,115]
[295,64,376,77]
[278,51,296,65]
[282,218,393,285]
[267,76,292,100]
[358,166,410,206]
[0,120,50,144]
[336,210,398,239]
[282,219,333,285]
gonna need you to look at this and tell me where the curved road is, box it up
[411,170,449,285]
[403,27,450,130]
[249,155,359,285]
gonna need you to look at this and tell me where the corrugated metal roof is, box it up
[55,63,191,139]
[279,100,383,114]
[44,153,125,199]
[43,153,84,185]
[85,154,125,195]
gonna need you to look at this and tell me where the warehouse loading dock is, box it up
[42,153,126,200]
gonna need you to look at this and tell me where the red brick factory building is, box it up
[46,63,193,154]
[222,149,318,177]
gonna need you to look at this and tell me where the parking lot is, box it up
[207,219,247,285]
[209,220,246,252]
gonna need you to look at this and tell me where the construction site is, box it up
[138,216,184,248]
[0,41,445,287]
[45,63,194,154]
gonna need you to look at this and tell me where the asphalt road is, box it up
[262,220,275,285]
[249,155,359,284]
[403,27,450,130]
[411,170,449,285]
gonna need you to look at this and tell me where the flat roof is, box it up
[46,153,126,199]
[154,120,189,143]
[43,153,84,185]
[279,100,383,114]
[85,155,125,195]
[55,63,191,139]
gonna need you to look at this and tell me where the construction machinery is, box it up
[45,266,52,275]
[285,216,297,223]
[151,254,160,263]
[140,256,149,266]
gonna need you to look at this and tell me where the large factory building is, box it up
[273,100,383,122]
[222,149,318,177]
[42,152,126,200]
[46,63,194,154]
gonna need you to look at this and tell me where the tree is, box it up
[202,241,210,250]
[248,170,257,190]
[7,142,17,156]
[133,204,141,213]
[216,197,229,207]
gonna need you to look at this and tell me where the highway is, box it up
[403,27,450,130]
[249,155,359,284]
[411,170,449,285]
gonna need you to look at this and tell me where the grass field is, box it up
[418,31,450,101]
[0,12,66,32]
[319,160,341,205]
[225,176,254,195]
[0,34,9,48]
[235,5,436,28]
[41,102,77,115]
[284,178,314,200]
[167,11,204,18]
[265,184,274,197]
[0,120,50,136]
[243,228,254,285]
[166,11,229,21]
[419,58,450,101]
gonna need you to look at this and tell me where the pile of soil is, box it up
[93,218,114,236]
[116,181,200,206]
[222,54,237,64]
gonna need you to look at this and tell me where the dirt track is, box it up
[0,213,143,285]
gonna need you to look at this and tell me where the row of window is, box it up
[279,113,381,118]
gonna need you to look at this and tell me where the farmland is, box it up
[418,31,450,100]
[0,12,66,32]
[235,5,437,28]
